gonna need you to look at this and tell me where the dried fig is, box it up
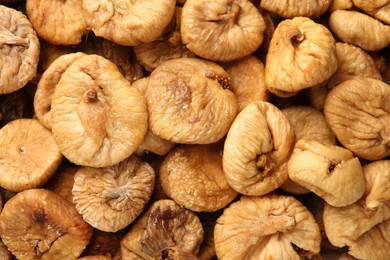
[120,199,204,259]
[181,0,266,62]
[51,54,148,167]
[78,256,112,260]
[352,0,390,25]
[72,155,155,232]
[145,58,237,144]
[0,5,39,94]
[0,188,93,259]
[82,0,176,46]
[214,194,321,259]
[329,0,353,12]
[329,10,390,51]
[223,101,294,196]
[260,0,332,18]
[160,143,237,212]
[0,119,62,192]
[265,17,337,97]
[26,0,88,45]
[324,78,390,160]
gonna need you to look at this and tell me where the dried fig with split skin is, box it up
[214,194,321,259]
[120,199,204,259]
[329,10,390,51]
[265,17,337,97]
[145,58,237,144]
[260,0,332,18]
[51,54,148,167]
[0,5,39,94]
[181,0,266,62]
[82,0,176,46]
[0,119,62,192]
[324,78,390,161]
[352,0,390,25]
[160,143,237,212]
[0,188,93,259]
[223,101,294,196]
[72,155,155,232]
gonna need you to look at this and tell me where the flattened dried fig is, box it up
[120,199,204,259]
[0,5,39,94]
[324,78,390,160]
[44,164,79,203]
[329,10,390,51]
[72,155,155,232]
[0,119,62,192]
[160,143,237,212]
[214,194,321,259]
[260,0,332,18]
[146,58,237,144]
[82,0,176,46]
[223,101,294,196]
[0,188,93,259]
[265,17,337,97]
[181,0,266,62]
[352,0,390,25]
[51,54,148,167]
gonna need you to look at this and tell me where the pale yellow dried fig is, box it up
[214,194,321,259]
[223,101,294,196]
[260,0,332,18]
[44,164,79,203]
[181,0,266,62]
[352,0,390,25]
[146,58,237,144]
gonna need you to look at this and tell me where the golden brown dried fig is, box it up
[324,78,390,160]
[223,101,294,196]
[51,54,148,167]
[44,164,79,203]
[260,0,332,18]
[0,119,62,192]
[329,10,390,51]
[146,58,237,144]
[0,188,93,259]
[181,0,266,62]
[72,155,155,232]
[214,194,321,259]
[160,143,237,212]
[0,5,39,94]
[352,0,390,25]
[265,17,337,97]
[26,0,88,45]
[38,40,75,72]
[82,0,176,46]
[120,199,204,259]
[329,0,353,12]
[222,55,269,112]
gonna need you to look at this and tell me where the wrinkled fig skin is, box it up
[260,0,332,18]
[324,78,390,161]
[0,5,39,94]
[214,194,321,260]
[364,160,390,212]
[223,101,294,196]
[120,200,204,260]
[288,140,365,207]
[352,0,390,25]
[0,189,93,260]
[329,10,390,51]
[181,0,266,62]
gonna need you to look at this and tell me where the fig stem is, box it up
[85,88,98,103]
[256,154,272,179]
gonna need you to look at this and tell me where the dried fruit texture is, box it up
[0,119,62,192]
[134,7,196,72]
[72,155,155,232]
[82,229,127,258]
[329,0,353,12]
[214,194,321,259]
[82,0,176,46]
[181,0,266,62]
[132,77,176,156]
[146,58,237,144]
[0,5,39,94]
[0,189,93,259]
[352,0,390,25]
[260,0,332,18]
[78,256,112,260]
[0,238,12,260]
[329,10,390,51]
[223,101,294,196]
[51,54,148,167]
[265,17,337,97]
[34,52,87,130]
[324,78,390,160]
[0,88,33,128]
[38,40,75,72]
[223,55,269,112]
[160,143,237,212]
[78,34,144,84]
[288,140,365,207]
[120,199,204,259]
